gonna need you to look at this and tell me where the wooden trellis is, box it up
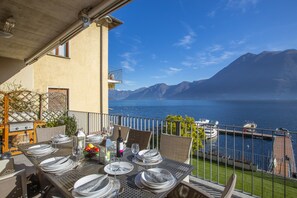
[0,90,67,154]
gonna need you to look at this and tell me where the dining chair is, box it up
[36,125,66,142]
[126,129,152,150]
[167,173,237,198]
[221,173,237,198]
[0,158,14,176]
[0,158,27,198]
[167,181,213,198]
[159,133,193,163]
[110,125,130,142]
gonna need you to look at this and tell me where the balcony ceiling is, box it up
[0,0,130,64]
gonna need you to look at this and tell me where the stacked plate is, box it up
[72,174,120,198]
[135,168,176,193]
[134,149,163,165]
[51,134,72,144]
[86,134,103,144]
[104,161,134,175]
[39,156,76,175]
[26,144,57,157]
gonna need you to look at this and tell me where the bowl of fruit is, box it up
[83,143,100,159]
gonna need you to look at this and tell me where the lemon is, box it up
[88,143,94,148]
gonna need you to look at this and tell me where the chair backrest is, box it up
[36,125,66,142]
[221,173,237,198]
[0,158,14,176]
[160,133,193,163]
[0,169,27,198]
[0,159,27,198]
[110,125,130,142]
[126,129,152,150]
[167,181,213,198]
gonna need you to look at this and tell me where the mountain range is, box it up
[109,49,297,100]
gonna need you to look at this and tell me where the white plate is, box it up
[73,174,110,196]
[51,138,72,144]
[27,144,50,150]
[133,150,163,166]
[27,147,56,156]
[28,148,52,154]
[137,149,161,160]
[104,161,134,175]
[86,136,103,144]
[72,177,118,198]
[132,157,163,166]
[135,172,176,193]
[141,168,174,188]
[40,157,72,172]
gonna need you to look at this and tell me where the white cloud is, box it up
[151,75,167,79]
[123,80,136,85]
[227,0,259,12]
[207,44,224,52]
[181,60,195,67]
[160,60,168,63]
[230,38,246,46]
[166,67,182,75]
[208,10,216,17]
[174,26,196,49]
[151,54,157,60]
[197,51,235,66]
[120,52,137,72]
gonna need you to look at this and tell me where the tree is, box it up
[164,115,205,151]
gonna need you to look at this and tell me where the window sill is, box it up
[47,54,70,59]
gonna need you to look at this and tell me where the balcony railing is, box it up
[68,110,297,197]
[108,69,122,89]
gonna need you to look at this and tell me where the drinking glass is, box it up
[131,143,139,161]
[72,136,82,161]
[110,157,119,179]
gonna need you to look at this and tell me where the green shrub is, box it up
[165,115,205,151]
[46,115,77,136]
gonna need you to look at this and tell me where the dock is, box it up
[273,136,296,177]
[218,128,273,140]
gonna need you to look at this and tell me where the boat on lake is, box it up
[275,128,290,137]
[195,119,219,139]
[243,121,257,133]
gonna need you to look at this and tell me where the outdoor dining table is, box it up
[18,142,193,198]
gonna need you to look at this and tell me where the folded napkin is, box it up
[74,174,108,194]
[143,169,173,183]
[52,134,69,142]
[143,149,158,158]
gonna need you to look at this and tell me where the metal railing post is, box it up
[118,115,122,125]
[87,112,90,134]
[176,121,180,136]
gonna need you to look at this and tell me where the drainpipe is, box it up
[98,16,113,130]
[99,24,103,130]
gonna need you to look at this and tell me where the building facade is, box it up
[0,18,120,114]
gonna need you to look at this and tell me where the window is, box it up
[48,88,69,111]
[49,42,69,58]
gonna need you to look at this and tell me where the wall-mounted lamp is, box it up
[78,9,91,29]
[0,16,16,38]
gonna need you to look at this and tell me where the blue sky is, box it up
[109,0,297,91]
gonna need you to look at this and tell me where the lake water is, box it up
[109,100,297,170]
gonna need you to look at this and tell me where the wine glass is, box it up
[131,143,139,161]
[110,157,119,180]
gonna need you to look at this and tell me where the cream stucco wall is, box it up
[33,23,109,113]
[0,57,33,91]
